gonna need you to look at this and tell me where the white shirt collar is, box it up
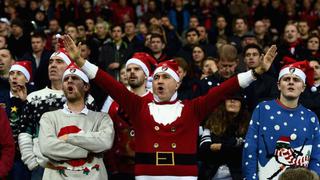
[62,103,89,115]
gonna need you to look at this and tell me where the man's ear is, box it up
[84,83,90,92]
[301,84,306,93]
[277,81,281,91]
[176,81,181,90]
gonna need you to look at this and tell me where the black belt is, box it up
[135,152,197,166]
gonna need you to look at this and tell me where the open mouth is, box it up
[67,86,74,92]
[157,86,164,94]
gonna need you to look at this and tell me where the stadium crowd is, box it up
[0,0,320,179]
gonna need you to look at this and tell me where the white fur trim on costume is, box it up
[148,100,183,125]
[126,58,149,77]
[237,70,255,88]
[278,67,306,83]
[63,68,89,83]
[10,64,30,81]
[50,51,71,65]
[101,96,114,113]
[81,60,98,79]
[153,66,180,82]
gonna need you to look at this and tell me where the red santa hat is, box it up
[9,61,32,82]
[58,125,82,137]
[153,60,180,82]
[125,52,157,77]
[279,59,316,92]
[277,136,290,144]
[62,63,89,83]
[49,34,72,65]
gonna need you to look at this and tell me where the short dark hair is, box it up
[31,32,46,41]
[150,33,165,44]
[111,25,123,32]
[243,44,263,56]
[186,28,200,37]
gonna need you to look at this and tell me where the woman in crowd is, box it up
[201,57,218,79]
[190,45,207,79]
[199,93,250,180]
[306,34,320,60]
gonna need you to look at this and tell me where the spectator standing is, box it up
[64,35,277,180]
[243,61,320,179]
[199,93,250,180]
[38,63,114,179]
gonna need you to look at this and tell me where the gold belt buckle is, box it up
[156,151,175,166]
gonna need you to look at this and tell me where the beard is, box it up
[129,78,144,89]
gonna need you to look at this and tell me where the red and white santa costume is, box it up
[81,60,256,180]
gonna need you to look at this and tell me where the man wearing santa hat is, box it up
[0,61,33,179]
[18,41,96,180]
[243,61,320,179]
[101,52,157,180]
[63,35,277,179]
[38,63,114,180]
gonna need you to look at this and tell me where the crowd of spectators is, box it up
[0,0,320,179]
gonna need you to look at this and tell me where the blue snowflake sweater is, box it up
[243,99,320,179]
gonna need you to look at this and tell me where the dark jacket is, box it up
[22,50,53,90]
[98,40,132,79]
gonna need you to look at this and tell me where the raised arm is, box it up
[63,35,142,115]
[194,45,278,121]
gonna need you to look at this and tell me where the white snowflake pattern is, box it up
[301,111,304,114]
[294,128,297,131]
[250,120,253,125]
[259,150,262,154]
[289,113,293,117]
[248,154,252,158]
[245,162,248,166]
[283,122,288,126]
[301,117,304,120]
[263,126,267,131]
[30,96,42,107]
[244,143,248,148]
[277,111,281,115]
[270,116,274,120]
[274,125,280,131]
[45,94,57,106]
[256,121,260,125]
[254,135,258,139]
[270,136,274,140]
[318,144,320,148]
[303,128,307,132]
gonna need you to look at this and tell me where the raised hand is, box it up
[63,35,85,67]
[255,45,278,75]
[16,84,27,101]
